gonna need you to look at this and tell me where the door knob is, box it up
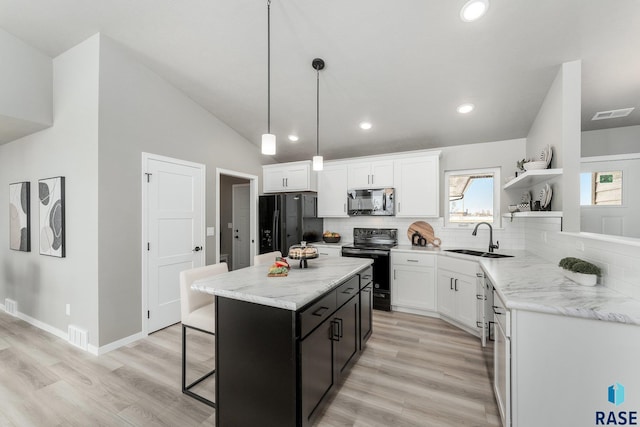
[193,246,203,252]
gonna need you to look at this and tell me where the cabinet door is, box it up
[318,164,348,217]
[437,271,456,318]
[392,265,436,311]
[370,160,394,187]
[333,296,359,377]
[301,320,334,423]
[395,156,439,217]
[284,165,310,191]
[360,284,373,348]
[347,162,372,188]
[263,168,286,193]
[453,274,478,330]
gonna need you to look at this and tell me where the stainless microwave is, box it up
[347,188,395,216]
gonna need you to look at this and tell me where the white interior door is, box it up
[232,184,250,270]
[145,155,205,333]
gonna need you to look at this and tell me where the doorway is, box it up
[142,153,206,334]
[216,169,258,271]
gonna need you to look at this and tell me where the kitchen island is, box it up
[193,256,373,427]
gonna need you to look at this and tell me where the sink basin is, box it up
[444,249,513,259]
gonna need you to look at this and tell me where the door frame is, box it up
[141,152,206,336]
[231,183,250,270]
[216,168,258,267]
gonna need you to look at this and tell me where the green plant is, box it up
[558,257,601,276]
[558,257,582,270]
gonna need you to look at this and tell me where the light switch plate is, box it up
[227,223,233,229]
[206,227,215,236]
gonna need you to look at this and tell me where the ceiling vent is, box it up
[591,108,635,121]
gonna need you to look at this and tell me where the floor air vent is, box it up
[68,325,88,351]
[4,298,17,315]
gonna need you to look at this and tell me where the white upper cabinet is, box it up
[394,153,440,217]
[347,160,394,189]
[317,163,349,217]
[263,161,317,193]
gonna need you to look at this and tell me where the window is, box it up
[580,171,623,206]
[445,168,500,227]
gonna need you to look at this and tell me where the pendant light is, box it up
[261,0,276,155]
[312,58,325,171]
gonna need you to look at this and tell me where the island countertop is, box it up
[192,256,373,311]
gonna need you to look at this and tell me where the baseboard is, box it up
[94,331,145,355]
[3,306,144,356]
[392,305,440,318]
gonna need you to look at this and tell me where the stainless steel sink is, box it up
[444,249,513,259]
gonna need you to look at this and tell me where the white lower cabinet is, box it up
[437,256,482,334]
[314,244,342,257]
[391,252,436,314]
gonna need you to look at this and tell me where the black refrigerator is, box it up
[259,193,324,256]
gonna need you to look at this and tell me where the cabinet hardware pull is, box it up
[344,203,346,212]
[371,174,374,185]
[476,273,485,278]
[492,305,504,315]
[312,306,329,317]
[394,270,396,280]
[476,321,483,328]
[282,178,285,187]
[454,279,458,292]
[341,287,355,294]
[476,294,486,300]
[336,318,343,338]
[330,321,340,341]
[407,259,418,263]
[450,277,453,290]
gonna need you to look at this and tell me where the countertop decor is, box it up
[558,257,600,286]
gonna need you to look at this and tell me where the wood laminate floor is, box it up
[0,310,500,426]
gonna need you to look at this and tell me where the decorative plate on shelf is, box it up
[523,160,547,170]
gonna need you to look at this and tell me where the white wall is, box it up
[582,125,640,157]
[96,36,264,346]
[0,35,100,344]
[0,27,52,143]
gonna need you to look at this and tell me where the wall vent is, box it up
[592,107,635,121]
[68,325,88,351]
[4,298,17,316]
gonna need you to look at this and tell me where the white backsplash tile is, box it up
[523,218,640,300]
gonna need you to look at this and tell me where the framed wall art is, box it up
[9,181,31,252]
[39,176,65,257]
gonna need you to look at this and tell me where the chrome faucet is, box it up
[472,222,499,253]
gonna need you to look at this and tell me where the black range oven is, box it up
[341,228,397,311]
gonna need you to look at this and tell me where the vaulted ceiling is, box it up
[1,0,639,162]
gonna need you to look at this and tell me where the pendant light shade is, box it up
[261,0,276,155]
[262,133,276,155]
[312,155,323,171]
[312,58,325,171]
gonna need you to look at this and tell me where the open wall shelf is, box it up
[503,168,562,190]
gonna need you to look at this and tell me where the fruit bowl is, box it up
[323,236,341,243]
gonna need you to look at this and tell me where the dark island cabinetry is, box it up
[216,265,373,427]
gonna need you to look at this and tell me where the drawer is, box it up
[316,246,342,257]
[336,275,359,307]
[299,292,337,338]
[359,266,373,289]
[391,252,436,267]
[439,256,478,277]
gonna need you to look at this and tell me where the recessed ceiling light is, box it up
[457,103,475,114]
[288,135,299,142]
[460,0,489,22]
[359,122,372,130]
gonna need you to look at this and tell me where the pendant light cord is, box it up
[267,0,271,133]
[316,67,320,156]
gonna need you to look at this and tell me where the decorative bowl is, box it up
[523,160,547,171]
[323,236,341,243]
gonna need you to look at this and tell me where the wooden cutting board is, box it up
[407,221,441,247]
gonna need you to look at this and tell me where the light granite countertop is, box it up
[479,253,640,325]
[192,256,372,311]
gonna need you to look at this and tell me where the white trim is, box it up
[581,152,640,163]
[444,167,501,228]
[216,168,259,267]
[561,231,640,248]
[231,183,250,270]
[141,152,206,337]
[93,331,146,355]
